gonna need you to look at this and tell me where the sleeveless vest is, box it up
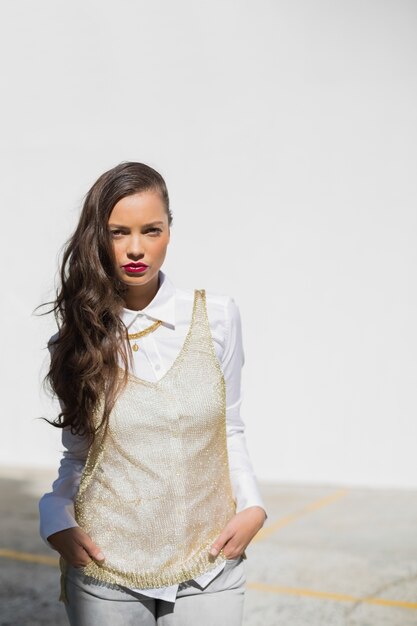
[71,288,238,589]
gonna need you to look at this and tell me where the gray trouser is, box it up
[63,557,246,626]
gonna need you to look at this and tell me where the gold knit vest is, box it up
[69,288,238,590]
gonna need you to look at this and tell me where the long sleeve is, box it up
[222,296,268,520]
[38,339,89,549]
[38,427,88,549]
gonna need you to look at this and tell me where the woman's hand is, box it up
[209,506,267,559]
[47,527,105,568]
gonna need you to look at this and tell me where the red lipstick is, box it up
[122,262,149,274]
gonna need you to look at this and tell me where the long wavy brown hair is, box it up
[35,161,173,450]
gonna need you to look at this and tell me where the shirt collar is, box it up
[120,269,176,330]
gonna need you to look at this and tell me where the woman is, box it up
[38,161,267,626]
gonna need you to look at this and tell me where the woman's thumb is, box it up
[81,534,105,562]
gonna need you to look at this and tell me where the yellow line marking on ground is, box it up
[1,548,415,611]
[0,549,59,566]
[253,488,349,542]
[247,581,417,610]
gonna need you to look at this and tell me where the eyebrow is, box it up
[108,221,165,228]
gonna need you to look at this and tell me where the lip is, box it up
[122,263,149,273]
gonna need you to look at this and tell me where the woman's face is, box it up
[107,190,170,289]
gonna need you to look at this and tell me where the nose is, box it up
[127,233,145,259]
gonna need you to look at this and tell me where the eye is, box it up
[147,228,162,235]
[110,229,123,237]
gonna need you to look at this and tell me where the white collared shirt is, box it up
[39,270,267,603]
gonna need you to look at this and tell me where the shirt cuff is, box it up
[229,468,268,520]
[38,495,79,550]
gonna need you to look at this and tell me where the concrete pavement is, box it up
[0,466,416,626]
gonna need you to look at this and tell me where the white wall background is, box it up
[0,0,416,488]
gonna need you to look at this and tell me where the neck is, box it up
[123,272,161,311]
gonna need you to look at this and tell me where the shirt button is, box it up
[155,364,161,371]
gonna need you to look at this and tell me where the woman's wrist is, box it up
[244,505,267,523]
